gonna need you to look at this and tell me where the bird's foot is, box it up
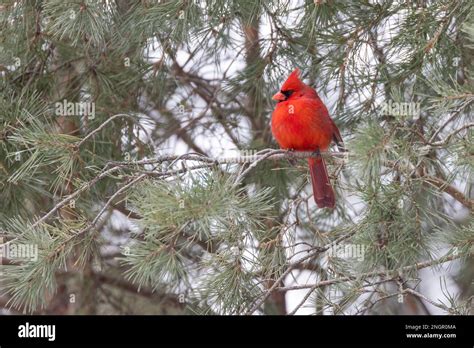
[286,148,297,166]
[312,149,322,159]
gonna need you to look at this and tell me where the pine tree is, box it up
[0,0,472,315]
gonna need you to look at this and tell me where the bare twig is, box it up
[245,230,357,315]
[76,113,153,148]
[424,176,473,210]
[403,287,457,314]
[428,101,472,144]
[278,252,463,293]
[428,122,473,147]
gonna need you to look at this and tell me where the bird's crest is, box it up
[281,68,305,92]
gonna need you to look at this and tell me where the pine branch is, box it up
[92,272,185,309]
[386,160,473,210]
[402,287,458,315]
[280,252,467,315]
[12,142,346,246]
[428,101,473,143]
[424,176,473,210]
[245,230,357,315]
[427,122,474,147]
[278,252,464,293]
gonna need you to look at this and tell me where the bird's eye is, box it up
[281,90,294,98]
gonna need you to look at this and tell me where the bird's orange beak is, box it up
[272,92,286,102]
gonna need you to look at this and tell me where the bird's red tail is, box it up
[308,157,335,209]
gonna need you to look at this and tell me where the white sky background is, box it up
[117,0,469,315]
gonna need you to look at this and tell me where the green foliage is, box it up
[127,171,274,241]
[1,217,98,313]
[7,111,79,193]
[43,0,114,48]
[121,170,275,307]
[198,250,262,314]
[354,182,433,273]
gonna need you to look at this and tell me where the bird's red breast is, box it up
[271,97,333,151]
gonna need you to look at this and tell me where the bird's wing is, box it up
[329,118,345,152]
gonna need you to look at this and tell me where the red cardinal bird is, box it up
[271,68,343,208]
